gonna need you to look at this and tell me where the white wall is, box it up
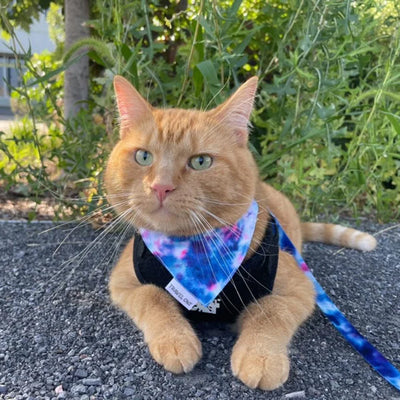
[0,12,55,109]
[0,12,55,55]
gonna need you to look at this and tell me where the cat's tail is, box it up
[301,223,377,251]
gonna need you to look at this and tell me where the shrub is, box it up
[1,0,399,221]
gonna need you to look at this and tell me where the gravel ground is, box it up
[0,219,399,400]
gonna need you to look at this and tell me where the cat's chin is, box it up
[151,205,176,219]
[143,206,189,234]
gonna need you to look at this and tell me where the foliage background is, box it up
[1,0,400,221]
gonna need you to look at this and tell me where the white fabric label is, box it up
[165,279,198,310]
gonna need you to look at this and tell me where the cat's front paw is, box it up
[231,339,289,390]
[148,331,202,374]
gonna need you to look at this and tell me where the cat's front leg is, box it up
[135,285,202,374]
[231,252,315,390]
[109,239,202,374]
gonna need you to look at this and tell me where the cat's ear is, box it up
[113,75,154,137]
[210,77,258,146]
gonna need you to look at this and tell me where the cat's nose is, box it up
[151,183,176,203]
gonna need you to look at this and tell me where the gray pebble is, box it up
[143,373,153,381]
[330,380,340,389]
[82,378,102,386]
[34,334,45,344]
[1,220,399,400]
[79,347,90,355]
[74,369,88,378]
[123,387,136,396]
[70,384,87,395]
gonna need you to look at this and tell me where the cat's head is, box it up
[104,76,259,236]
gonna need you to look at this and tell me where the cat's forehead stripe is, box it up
[153,109,202,145]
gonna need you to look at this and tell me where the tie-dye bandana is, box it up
[139,200,258,308]
[274,215,400,392]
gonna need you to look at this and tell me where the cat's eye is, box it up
[135,149,153,166]
[188,154,213,170]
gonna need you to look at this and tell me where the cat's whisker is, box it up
[190,210,245,315]
[16,206,137,325]
[196,214,262,308]
[193,212,256,315]
[43,207,137,305]
[196,205,277,260]
[43,207,134,292]
[84,218,131,295]
[189,211,245,316]
[38,193,139,236]
[37,178,136,210]
[233,191,292,231]
[89,208,140,293]
[97,205,143,265]
[38,200,116,234]
[190,212,232,278]
[195,196,250,207]
[197,193,274,222]
[200,191,284,244]
[188,212,216,286]
[69,207,135,266]
[193,204,272,323]
[48,197,136,256]
[195,212,272,319]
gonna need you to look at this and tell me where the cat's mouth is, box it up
[150,201,180,218]
[143,204,192,235]
[152,204,172,215]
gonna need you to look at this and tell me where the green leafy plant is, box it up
[1,0,399,221]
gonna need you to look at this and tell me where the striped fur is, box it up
[301,222,377,251]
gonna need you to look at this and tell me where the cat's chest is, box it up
[132,220,279,322]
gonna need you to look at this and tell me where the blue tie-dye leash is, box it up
[273,216,400,391]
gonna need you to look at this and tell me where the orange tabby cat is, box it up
[105,76,376,390]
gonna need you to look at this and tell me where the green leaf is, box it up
[222,0,244,35]
[259,129,323,170]
[197,16,216,40]
[384,113,400,135]
[87,50,106,67]
[296,67,315,81]
[27,210,37,222]
[26,53,85,87]
[193,66,204,97]
[232,30,256,55]
[120,43,140,87]
[194,23,204,63]
[194,60,220,95]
